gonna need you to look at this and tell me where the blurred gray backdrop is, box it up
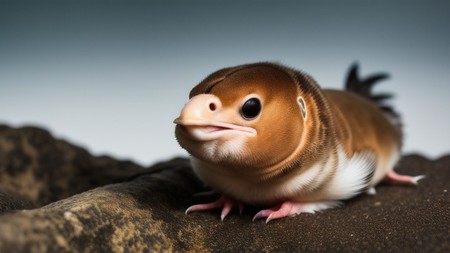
[1,0,449,166]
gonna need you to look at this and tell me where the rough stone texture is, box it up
[0,125,448,252]
[0,125,143,209]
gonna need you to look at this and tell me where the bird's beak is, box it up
[174,94,256,141]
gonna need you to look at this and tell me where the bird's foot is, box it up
[384,170,425,185]
[252,201,303,223]
[252,200,341,223]
[185,195,243,221]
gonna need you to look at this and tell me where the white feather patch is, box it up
[301,200,343,214]
[325,147,376,200]
[201,135,246,162]
[281,151,337,197]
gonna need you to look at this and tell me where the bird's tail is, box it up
[344,63,402,128]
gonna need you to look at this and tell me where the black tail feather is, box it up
[345,63,401,127]
[371,93,394,103]
[345,64,390,97]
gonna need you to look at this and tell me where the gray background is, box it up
[1,0,449,166]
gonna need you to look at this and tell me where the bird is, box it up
[174,62,424,223]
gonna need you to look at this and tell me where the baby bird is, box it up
[174,62,424,223]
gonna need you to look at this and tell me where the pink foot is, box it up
[252,200,341,223]
[252,201,303,223]
[185,195,243,221]
[385,171,425,185]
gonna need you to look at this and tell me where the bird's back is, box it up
[323,89,402,185]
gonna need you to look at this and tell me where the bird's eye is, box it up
[240,98,261,119]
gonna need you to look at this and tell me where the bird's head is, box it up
[175,63,316,174]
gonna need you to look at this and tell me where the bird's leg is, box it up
[367,171,425,195]
[252,201,303,223]
[252,200,340,223]
[185,195,243,221]
[384,170,425,185]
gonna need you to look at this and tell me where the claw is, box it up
[385,171,425,185]
[220,199,234,222]
[185,196,226,214]
[252,200,340,223]
[185,195,241,221]
[252,201,303,223]
[410,175,426,185]
[252,209,276,222]
[366,187,377,195]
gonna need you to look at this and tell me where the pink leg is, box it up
[385,171,425,185]
[185,195,242,221]
[252,200,341,223]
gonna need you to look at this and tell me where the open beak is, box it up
[174,94,256,141]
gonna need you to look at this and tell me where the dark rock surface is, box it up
[0,125,448,252]
[0,125,143,209]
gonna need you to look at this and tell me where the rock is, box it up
[0,125,448,252]
[0,125,144,208]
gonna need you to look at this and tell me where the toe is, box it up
[252,209,274,222]
[185,196,226,214]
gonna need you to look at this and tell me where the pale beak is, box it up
[174,94,256,141]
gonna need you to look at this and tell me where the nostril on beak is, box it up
[201,95,221,113]
[209,102,217,111]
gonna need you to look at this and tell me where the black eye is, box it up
[240,98,261,119]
